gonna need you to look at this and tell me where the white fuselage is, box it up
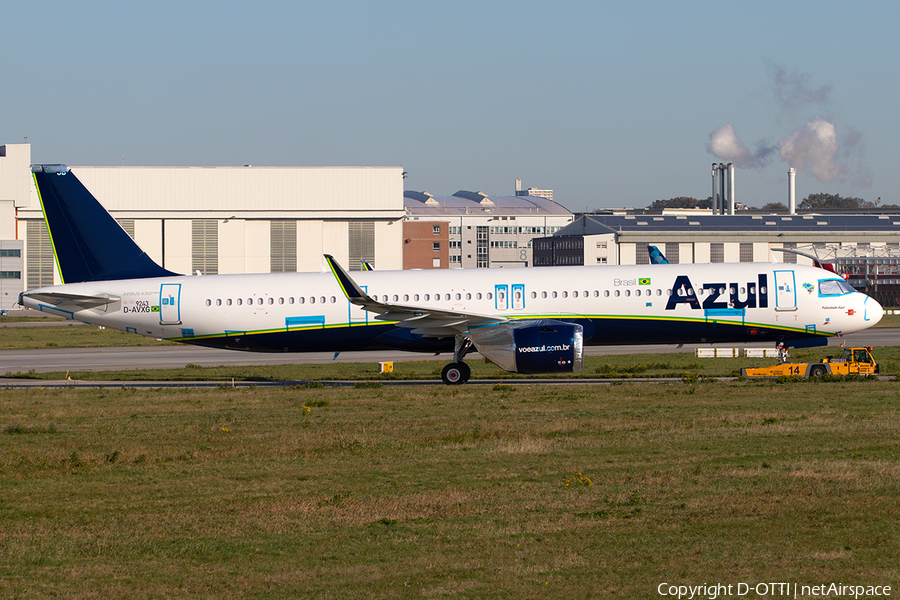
[21,262,883,352]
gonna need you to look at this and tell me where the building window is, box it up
[349,221,375,271]
[270,220,297,273]
[0,249,21,258]
[664,243,680,264]
[783,242,797,264]
[26,220,54,288]
[116,219,135,240]
[635,243,650,265]
[433,258,441,267]
[0,271,21,279]
[739,243,753,263]
[710,243,724,263]
[192,220,218,275]
[433,242,440,251]
[433,225,440,235]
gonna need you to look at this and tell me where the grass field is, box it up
[2,380,899,598]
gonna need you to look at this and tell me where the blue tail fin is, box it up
[648,245,669,264]
[32,165,177,283]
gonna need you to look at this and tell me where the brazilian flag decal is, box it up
[638,278,651,286]
[151,306,160,312]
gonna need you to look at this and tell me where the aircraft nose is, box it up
[866,296,884,325]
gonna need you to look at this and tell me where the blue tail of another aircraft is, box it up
[32,165,177,284]
[648,245,669,264]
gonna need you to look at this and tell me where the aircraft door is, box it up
[495,284,508,311]
[348,285,369,325]
[159,283,182,325]
[511,284,525,310]
[774,270,797,311]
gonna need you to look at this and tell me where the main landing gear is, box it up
[441,336,474,385]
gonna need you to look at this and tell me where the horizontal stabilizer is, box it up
[22,291,119,310]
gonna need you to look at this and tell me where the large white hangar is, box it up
[2,145,405,304]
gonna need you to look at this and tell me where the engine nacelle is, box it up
[471,320,583,374]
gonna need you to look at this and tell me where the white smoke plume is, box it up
[707,124,775,168]
[767,62,832,111]
[779,116,840,182]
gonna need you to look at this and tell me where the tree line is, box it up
[648,194,897,211]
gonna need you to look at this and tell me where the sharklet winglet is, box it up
[324,254,372,304]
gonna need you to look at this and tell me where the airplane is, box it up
[19,165,884,384]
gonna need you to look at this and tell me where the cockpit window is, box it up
[819,279,855,296]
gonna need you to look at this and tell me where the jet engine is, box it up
[471,320,583,374]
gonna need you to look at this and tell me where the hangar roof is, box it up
[404,190,572,217]
[555,213,900,236]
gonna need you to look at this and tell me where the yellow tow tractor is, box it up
[741,346,879,379]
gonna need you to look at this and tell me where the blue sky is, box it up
[2,0,897,210]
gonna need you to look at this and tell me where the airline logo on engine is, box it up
[517,344,571,354]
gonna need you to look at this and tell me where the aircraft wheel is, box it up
[441,362,470,385]
[809,365,826,378]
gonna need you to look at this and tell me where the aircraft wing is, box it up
[325,255,507,336]
[21,291,120,310]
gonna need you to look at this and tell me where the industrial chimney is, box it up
[788,168,796,214]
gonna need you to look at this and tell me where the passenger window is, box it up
[414,294,420,301]
[594,291,599,297]
[476,293,482,300]
[205,299,211,306]
[310,297,316,304]
[331,297,336,303]
[614,290,620,297]
[268,298,274,305]
[445,293,451,301]
[404,294,409,301]
[279,297,284,304]
[466,293,471,300]
[393,295,399,302]
[604,290,609,297]
[552,291,558,299]
[289,297,294,304]
[455,293,461,300]
[487,292,493,300]
[299,297,304,304]
[562,291,568,298]
[424,294,430,301]
[625,290,631,297]
[226,299,232,306]
[320,297,326,304]
[216,299,222,306]
[258,298,264,305]
[635,289,640,297]
[542,291,547,299]
[237,298,243,306]
[656,289,662,296]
